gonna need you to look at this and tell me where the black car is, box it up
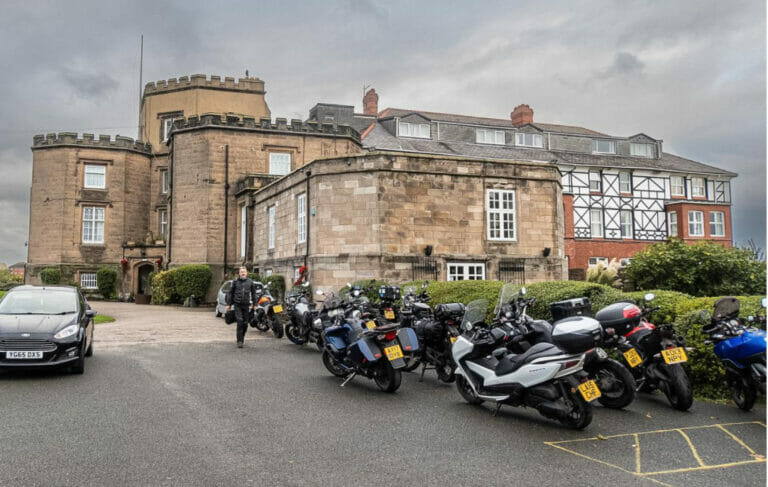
[0,285,95,374]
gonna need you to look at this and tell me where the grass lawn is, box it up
[94,314,116,324]
[0,291,5,299]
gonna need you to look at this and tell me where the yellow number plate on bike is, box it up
[450,336,458,344]
[273,305,283,313]
[365,320,376,330]
[384,344,404,361]
[623,348,643,368]
[661,347,687,364]
[384,310,395,320]
[577,380,602,402]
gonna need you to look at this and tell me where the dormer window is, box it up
[515,133,543,148]
[630,143,653,158]
[593,139,616,154]
[476,129,505,145]
[398,122,430,138]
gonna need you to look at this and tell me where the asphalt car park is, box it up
[0,315,764,486]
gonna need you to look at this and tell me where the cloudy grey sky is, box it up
[0,0,765,265]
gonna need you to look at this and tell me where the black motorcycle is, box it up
[283,283,325,349]
[595,293,693,411]
[494,285,636,409]
[250,282,284,338]
[410,302,464,383]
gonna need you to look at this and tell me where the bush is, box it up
[173,265,212,301]
[151,270,178,304]
[0,268,22,285]
[586,259,622,288]
[96,267,118,299]
[625,289,693,324]
[624,239,766,297]
[523,281,626,321]
[40,267,61,285]
[339,279,392,303]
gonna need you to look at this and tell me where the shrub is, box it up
[624,239,766,297]
[675,310,729,400]
[0,268,22,285]
[173,265,212,301]
[339,279,392,303]
[263,275,286,301]
[523,281,625,321]
[625,289,693,324]
[40,267,61,285]
[586,259,622,288]
[151,270,178,304]
[96,267,118,299]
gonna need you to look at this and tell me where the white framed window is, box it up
[267,206,276,249]
[514,132,543,148]
[447,262,485,281]
[691,177,705,197]
[588,257,609,267]
[486,189,516,241]
[269,153,292,176]
[630,143,653,158]
[670,176,685,196]
[294,267,302,281]
[709,211,725,237]
[80,273,97,290]
[160,210,167,239]
[593,139,616,154]
[161,170,169,194]
[619,172,631,193]
[667,211,678,237]
[297,193,307,244]
[265,269,273,277]
[476,129,505,145]
[688,210,704,237]
[620,210,633,238]
[162,117,178,142]
[590,208,603,238]
[82,206,105,244]
[589,171,602,192]
[240,205,247,258]
[84,164,106,189]
[398,122,430,138]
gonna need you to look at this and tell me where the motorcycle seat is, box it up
[495,342,561,376]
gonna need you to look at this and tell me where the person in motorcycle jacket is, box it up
[226,266,259,348]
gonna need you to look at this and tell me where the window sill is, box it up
[487,238,518,243]
[83,187,107,191]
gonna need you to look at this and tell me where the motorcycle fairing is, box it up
[714,329,767,369]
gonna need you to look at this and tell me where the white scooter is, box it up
[452,296,602,429]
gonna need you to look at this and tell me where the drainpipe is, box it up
[223,145,229,279]
[304,169,311,268]
[167,138,174,267]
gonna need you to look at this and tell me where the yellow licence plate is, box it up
[384,344,404,361]
[623,348,643,368]
[365,320,376,330]
[577,380,602,402]
[661,347,687,364]
[273,305,283,313]
[384,310,395,320]
[450,336,458,344]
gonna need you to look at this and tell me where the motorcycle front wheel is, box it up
[322,350,347,377]
[557,376,593,430]
[591,358,636,409]
[728,370,757,412]
[659,363,693,411]
[373,361,402,393]
[285,323,307,345]
[271,317,284,339]
[436,360,456,383]
[455,374,483,405]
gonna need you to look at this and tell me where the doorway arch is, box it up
[134,263,154,305]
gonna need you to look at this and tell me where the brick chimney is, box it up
[511,104,534,127]
[363,88,379,115]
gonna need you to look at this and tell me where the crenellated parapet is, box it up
[171,113,361,144]
[143,74,266,96]
[32,133,152,154]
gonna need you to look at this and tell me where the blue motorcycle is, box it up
[321,303,419,393]
[704,297,766,411]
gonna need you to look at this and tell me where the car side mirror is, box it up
[85,310,97,318]
[644,293,655,302]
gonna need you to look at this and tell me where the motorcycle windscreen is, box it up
[713,297,740,321]
[494,283,522,316]
[397,327,419,352]
[461,299,488,331]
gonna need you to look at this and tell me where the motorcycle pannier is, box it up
[551,316,602,353]
[594,301,641,335]
[550,297,591,322]
[434,303,465,322]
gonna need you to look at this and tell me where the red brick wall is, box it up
[665,203,732,247]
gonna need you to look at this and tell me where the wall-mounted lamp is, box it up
[424,245,433,257]
[542,247,551,258]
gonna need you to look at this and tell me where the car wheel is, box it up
[70,342,86,375]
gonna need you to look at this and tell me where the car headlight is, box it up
[54,324,79,340]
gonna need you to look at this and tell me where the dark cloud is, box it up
[0,0,764,264]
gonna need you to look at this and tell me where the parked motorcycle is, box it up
[283,283,324,348]
[595,293,693,411]
[409,301,464,383]
[399,282,435,372]
[250,282,284,338]
[703,296,766,411]
[452,298,599,429]
[321,311,419,393]
[495,285,636,409]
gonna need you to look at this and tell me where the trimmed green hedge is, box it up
[150,270,177,304]
[339,279,392,303]
[40,267,61,285]
[151,265,211,304]
[96,267,118,299]
[247,273,286,301]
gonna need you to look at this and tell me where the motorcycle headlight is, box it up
[54,324,79,340]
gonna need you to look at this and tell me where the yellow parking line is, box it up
[716,424,756,455]
[676,428,705,467]
[641,459,766,477]
[634,433,642,474]
[548,421,764,445]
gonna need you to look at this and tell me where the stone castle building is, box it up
[25,73,733,300]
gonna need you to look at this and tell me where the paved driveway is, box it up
[0,304,765,486]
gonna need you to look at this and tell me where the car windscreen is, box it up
[0,290,77,315]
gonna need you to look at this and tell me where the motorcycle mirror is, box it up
[748,316,755,323]
[465,322,473,331]
[762,297,766,308]
[315,289,325,296]
[644,292,655,302]
[346,282,352,289]
[520,287,527,296]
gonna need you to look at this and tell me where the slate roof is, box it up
[360,122,737,177]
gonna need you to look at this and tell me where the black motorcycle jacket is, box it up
[227,277,258,306]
